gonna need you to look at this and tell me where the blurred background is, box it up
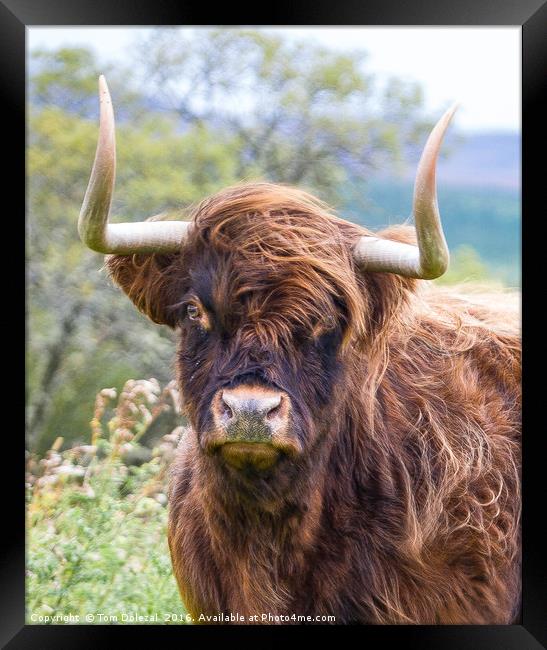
[27,27,520,456]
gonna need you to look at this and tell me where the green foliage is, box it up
[27,381,187,624]
[132,28,433,200]
[29,47,143,120]
[435,245,492,286]
[30,47,103,116]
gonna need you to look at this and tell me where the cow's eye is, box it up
[187,304,201,320]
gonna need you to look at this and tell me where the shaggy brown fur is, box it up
[107,182,521,624]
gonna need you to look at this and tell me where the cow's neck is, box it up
[199,439,334,616]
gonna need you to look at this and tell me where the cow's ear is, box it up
[105,252,183,328]
[354,225,419,340]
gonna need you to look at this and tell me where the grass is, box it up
[26,380,189,625]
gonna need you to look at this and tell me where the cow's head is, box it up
[79,76,456,480]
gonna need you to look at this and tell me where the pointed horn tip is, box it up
[98,75,110,97]
[440,103,459,129]
[424,103,459,153]
[448,101,459,115]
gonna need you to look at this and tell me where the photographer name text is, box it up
[30,611,335,624]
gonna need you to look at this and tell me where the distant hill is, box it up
[436,132,520,189]
[339,131,520,286]
[367,131,519,190]
[409,131,520,190]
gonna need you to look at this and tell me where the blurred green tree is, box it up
[435,245,491,286]
[30,47,143,119]
[133,28,433,205]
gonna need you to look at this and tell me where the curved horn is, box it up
[353,104,458,279]
[78,76,191,255]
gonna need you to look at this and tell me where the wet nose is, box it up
[223,391,281,420]
[217,386,286,442]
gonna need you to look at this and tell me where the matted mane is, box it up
[107,181,417,342]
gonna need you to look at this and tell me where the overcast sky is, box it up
[28,27,520,134]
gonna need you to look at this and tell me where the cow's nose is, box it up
[211,385,289,444]
[222,390,281,422]
[207,385,299,468]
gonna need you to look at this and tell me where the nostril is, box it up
[266,396,283,420]
[266,397,283,420]
[219,393,235,421]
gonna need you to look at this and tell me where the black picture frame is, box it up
[8,0,546,647]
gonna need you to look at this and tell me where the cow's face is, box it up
[172,202,367,477]
[106,186,416,482]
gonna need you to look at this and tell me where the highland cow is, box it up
[78,76,521,624]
